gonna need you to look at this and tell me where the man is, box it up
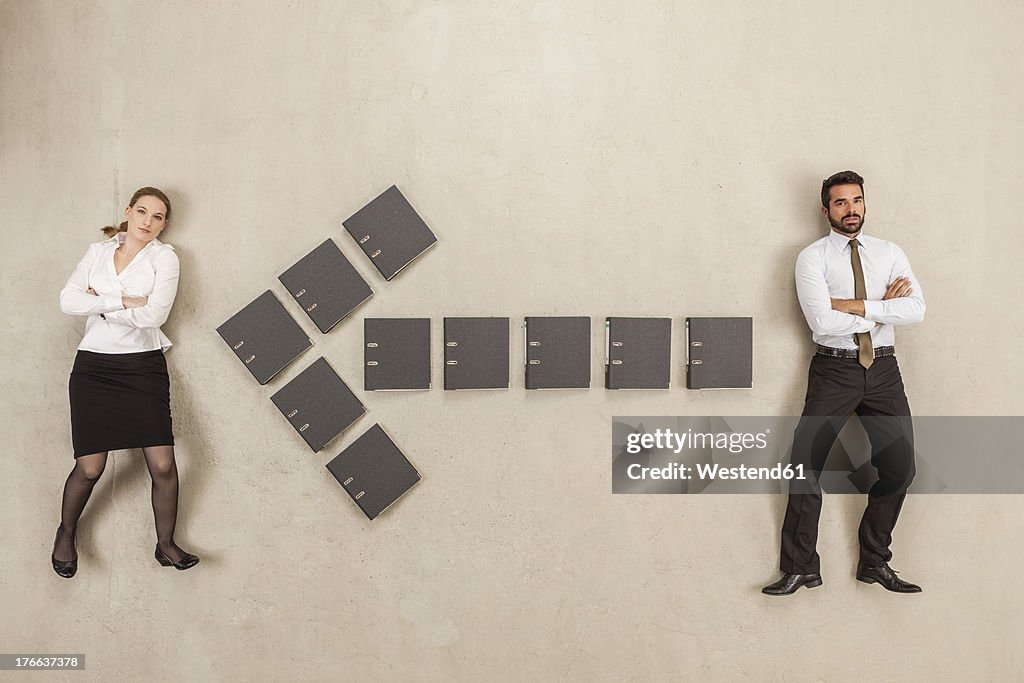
[762,170,926,596]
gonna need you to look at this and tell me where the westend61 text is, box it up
[626,463,807,481]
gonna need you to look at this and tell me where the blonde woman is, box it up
[53,187,199,577]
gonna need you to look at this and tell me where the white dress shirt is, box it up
[795,230,925,350]
[59,233,179,353]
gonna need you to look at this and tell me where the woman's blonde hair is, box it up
[101,187,172,238]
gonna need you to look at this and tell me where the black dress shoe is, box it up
[155,543,200,571]
[856,562,921,593]
[51,526,77,579]
[762,572,822,595]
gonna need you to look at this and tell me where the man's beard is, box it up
[829,213,863,234]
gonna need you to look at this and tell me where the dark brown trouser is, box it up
[779,354,916,574]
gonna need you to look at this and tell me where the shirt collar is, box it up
[827,229,867,252]
[104,232,165,249]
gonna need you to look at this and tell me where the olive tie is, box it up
[849,238,873,369]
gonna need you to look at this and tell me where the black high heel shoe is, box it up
[155,543,199,571]
[51,526,77,579]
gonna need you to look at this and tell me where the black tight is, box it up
[54,446,191,564]
[140,445,190,563]
[54,452,106,563]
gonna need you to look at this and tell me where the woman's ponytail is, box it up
[101,221,128,238]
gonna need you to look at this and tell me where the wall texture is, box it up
[3,1,1022,680]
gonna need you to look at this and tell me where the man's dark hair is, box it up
[821,170,865,207]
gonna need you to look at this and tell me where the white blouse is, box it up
[59,233,180,353]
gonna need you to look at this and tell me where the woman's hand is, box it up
[121,295,149,309]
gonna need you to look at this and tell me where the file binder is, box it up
[685,317,753,389]
[524,316,591,389]
[270,357,366,452]
[342,185,438,281]
[443,317,509,390]
[364,318,431,391]
[278,238,373,333]
[604,317,672,389]
[325,424,421,520]
[216,290,312,385]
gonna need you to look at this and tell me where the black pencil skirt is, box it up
[69,350,174,457]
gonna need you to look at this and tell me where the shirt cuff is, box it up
[100,294,123,312]
[862,299,882,322]
[853,315,875,333]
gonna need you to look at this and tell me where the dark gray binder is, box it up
[524,316,591,389]
[278,238,373,333]
[342,185,438,281]
[270,357,366,452]
[605,317,672,389]
[325,424,421,520]
[364,318,431,391]
[443,317,509,390]
[216,290,312,385]
[686,317,753,389]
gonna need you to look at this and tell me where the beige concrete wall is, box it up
[3,0,1022,680]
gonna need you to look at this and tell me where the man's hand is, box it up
[883,276,913,300]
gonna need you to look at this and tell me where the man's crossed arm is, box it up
[831,276,913,318]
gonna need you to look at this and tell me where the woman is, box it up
[52,186,199,577]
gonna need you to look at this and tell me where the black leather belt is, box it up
[815,345,895,359]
